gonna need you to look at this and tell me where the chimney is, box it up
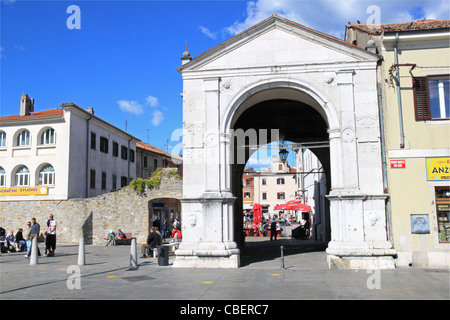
[20,94,34,116]
[181,42,192,65]
[366,39,377,54]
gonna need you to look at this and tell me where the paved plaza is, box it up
[0,237,448,302]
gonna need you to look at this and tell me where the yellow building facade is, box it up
[347,20,449,268]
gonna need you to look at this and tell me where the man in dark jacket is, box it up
[141,227,159,258]
[25,218,41,258]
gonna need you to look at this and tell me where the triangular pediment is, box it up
[178,15,379,72]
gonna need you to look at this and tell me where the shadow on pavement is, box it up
[240,237,328,267]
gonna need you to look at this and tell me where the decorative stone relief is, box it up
[220,79,233,93]
[184,121,204,148]
[321,72,337,86]
[368,211,379,226]
[188,213,198,227]
[356,115,378,127]
[341,127,355,143]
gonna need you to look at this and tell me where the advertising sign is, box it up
[426,158,450,181]
[0,186,48,196]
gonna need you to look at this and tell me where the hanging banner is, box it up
[0,186,48,196]
[426,158,450,181]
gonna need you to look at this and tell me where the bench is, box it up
[147,242,180,257]
[103,233,134,245]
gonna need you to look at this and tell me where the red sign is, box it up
[390,159,406,169]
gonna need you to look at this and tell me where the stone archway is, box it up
[174,15,396,269]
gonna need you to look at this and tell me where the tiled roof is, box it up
[136,141,182,161]
[0,108,64,122]
[346,19,450,35]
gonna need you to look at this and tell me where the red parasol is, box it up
[252,203,262,225]
[273,197,311,212]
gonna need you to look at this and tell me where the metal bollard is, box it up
[130,238,138,269]
[77,238,85,266]
[30,238,38,265]
[280,245,285,269]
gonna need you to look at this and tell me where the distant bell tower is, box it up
[20,93,34,116]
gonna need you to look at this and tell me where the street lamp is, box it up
[279,148,289,162]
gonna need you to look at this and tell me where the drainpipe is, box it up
[85,115,92,198]
[377,81,393,242]
[394,32,405,148]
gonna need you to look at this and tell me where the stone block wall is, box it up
[0,175,182,245]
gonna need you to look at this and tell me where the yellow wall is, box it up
[382,46,450,150]
[381,44,450,267]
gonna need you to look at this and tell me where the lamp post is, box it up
[279,148,289,162]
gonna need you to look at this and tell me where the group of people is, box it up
[244,215,282,241]
[140,218,182,258]
[0,214,57,257]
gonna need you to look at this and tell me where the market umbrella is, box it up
[252,203,262,224]
[273,197,311,212]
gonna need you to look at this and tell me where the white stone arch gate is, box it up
[174,15,396,269]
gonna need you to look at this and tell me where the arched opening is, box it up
[148,197,182,241]
[229,92,333,266]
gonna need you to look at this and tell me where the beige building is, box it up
[242,172,255,212]
[346,19,450,268]
[253,155,298,219]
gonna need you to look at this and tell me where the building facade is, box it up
[136,141,183,179]
[346,19,450,268]
[0,95,139,201]
[253,155,298,219]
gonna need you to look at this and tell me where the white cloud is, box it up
[117,100,144,115]
[151,110,164,127]
[145,95,159,108]
[223,0,450,39]
[198,26,218,40]
[118,94,165,126]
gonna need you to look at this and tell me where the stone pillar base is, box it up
[173,242,240,268]
[327,255,395,269]
[173,253,240,268]
[326,241,396,269]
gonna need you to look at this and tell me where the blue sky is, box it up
[1,0,449,170]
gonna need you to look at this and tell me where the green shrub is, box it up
[126,168,181,194]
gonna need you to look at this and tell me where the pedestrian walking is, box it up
[45,214,57,257]
[161,220,168,241]
[270,215,277,241]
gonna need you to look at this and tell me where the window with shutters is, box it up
[413,75,449,121]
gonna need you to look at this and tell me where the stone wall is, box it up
[0,175,182,245]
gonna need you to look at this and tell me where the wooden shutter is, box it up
[413,76,431,121]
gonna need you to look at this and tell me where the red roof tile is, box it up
[136,141,182,161]
[0,108,64,122]
[346,19,450,35]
